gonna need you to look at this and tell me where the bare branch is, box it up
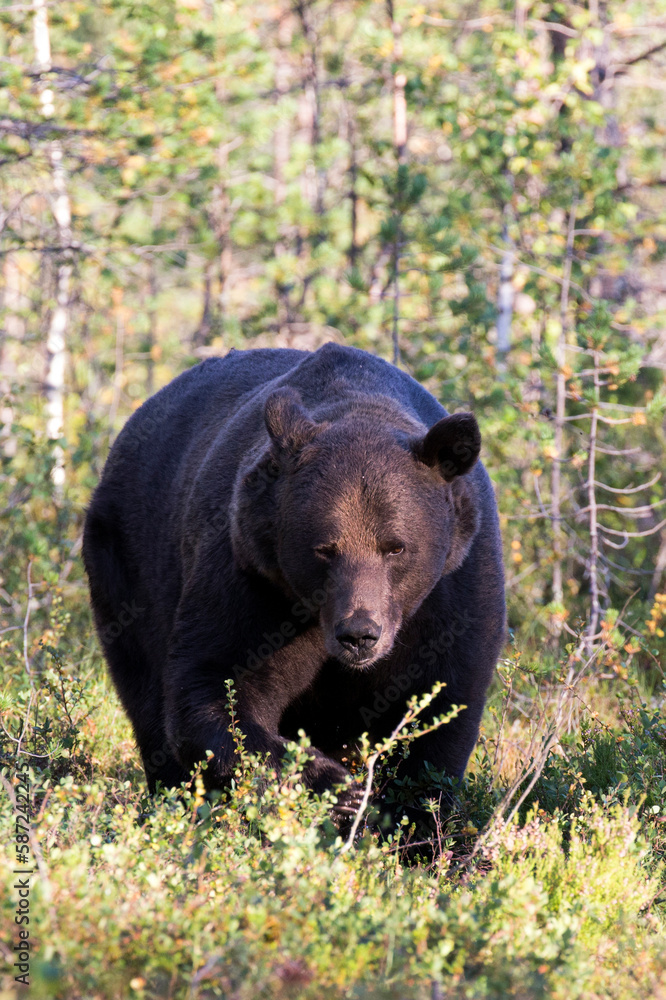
[596,414,633,425]
[602,535,630,550]
[0,114,95,137]
[594,473,662,494]
[619,38,666,67]
[598,400,653,413]
[22,561,34,680]
[598,518,666,539]
[576,499,666,517]
[422,14,501,29]
[594,445,641,456]
[0,1,58,9]
[527,19,579,37]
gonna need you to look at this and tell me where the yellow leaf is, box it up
[191,126,215,146]
[613,11,633,32]
[632,412,647,426]
[410,5,425,26]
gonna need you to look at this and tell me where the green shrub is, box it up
[2,684,665,1000]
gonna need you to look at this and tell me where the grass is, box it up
[1,592,666,999]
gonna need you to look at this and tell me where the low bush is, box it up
[1,638,665,999]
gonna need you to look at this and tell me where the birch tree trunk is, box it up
[33,0,71,494]
[586,350,601,650]
[496,208,514,356]
[388,0,405,365]
[274,11,292,329]
[551,202,577,611]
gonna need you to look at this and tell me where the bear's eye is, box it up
[383,542,405,556]
[315,543,338,560]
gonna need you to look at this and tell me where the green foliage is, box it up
[2,1,666,996]
[2,0,665,652]
[1,645,665,1000]
[524,707,666,866]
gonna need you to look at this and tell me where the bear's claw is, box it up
[330,782,367,826]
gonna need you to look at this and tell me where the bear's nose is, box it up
[335,612,382,654]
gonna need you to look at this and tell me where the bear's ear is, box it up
[264,387,320,454]
[443,477,481,575]
[412,412,481,482]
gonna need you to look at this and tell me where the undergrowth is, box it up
[1,591,666,999]
[2,762,663,999]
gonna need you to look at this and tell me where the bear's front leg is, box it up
[165,681,364,826]
[162,612,364,825]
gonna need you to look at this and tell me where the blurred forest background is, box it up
[2,0,666,667]
[3,3,666,998]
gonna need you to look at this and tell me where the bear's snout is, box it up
[333,610,383,663]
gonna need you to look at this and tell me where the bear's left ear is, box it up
[412,412,481,482]
[264,387,320,454]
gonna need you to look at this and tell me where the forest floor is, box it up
[1,608,666,1000]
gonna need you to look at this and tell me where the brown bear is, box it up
[83,343,505,821]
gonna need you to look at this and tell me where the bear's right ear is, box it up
[264,387,320,454]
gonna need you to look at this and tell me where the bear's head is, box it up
[231,387,482,668]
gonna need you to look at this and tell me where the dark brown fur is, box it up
[83,344,506,818]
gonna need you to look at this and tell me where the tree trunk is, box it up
[586,350,601,649]
[34,0,71,494]
[346,107,358,270]
[388,0,405,365]
[496,207,514,356]
[648,532,666,602]
[274,10,292,329]
[551,202,577,609]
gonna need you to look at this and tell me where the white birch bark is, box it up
[33,0,71,493]
[496,217,514,356]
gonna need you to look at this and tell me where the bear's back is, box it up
[105,343,446,488]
